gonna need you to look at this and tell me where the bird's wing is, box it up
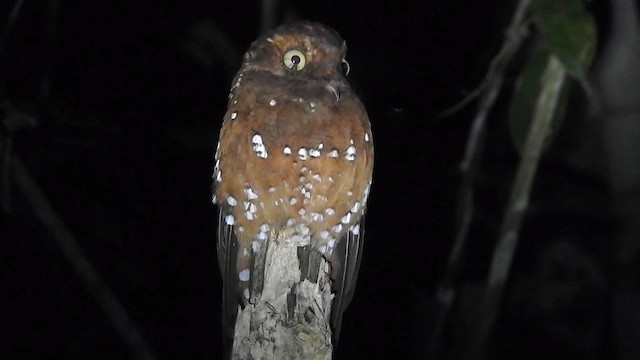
[216,203,239,351]
[330,213,366,343]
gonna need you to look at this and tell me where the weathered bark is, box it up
[231,229,334,360]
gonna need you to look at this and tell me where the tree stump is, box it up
[231,228,334,360]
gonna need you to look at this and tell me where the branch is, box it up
[261,0,280,32]
[231,229,333,359]
[0,0,25,60]
[426,0,533,357]
[467,55,567,359]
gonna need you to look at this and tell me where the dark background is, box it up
[1,1,632,359]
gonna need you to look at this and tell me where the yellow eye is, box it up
[283,49,306,71]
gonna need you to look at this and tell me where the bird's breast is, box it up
[214,77,373,250]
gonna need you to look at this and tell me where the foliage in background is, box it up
[510,0,596,153]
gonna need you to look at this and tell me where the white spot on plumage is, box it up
[363,183,371,202]
[227,196,237,206]
[309,148,321,157]
[328,239,336,248]
[311,213,324,222]
[341,213,352,224]
[318,143,324,149]
[211,195,217,203]
[251,241,259,252]
[287,218,296,227]
[244,188,258,200]
[260,224,270,232]
[312,174,321,182]
[289,197,297,205]
[268,187,276,193]
[320,230,330,239]
[325,208,336,216]
[299,176,306,183]
[245,211,255,220]
[351,202,360,213]
[298,148,308,160]
[231,112,238,120]
[249,203,257,213]
[284,146,292,155]
[252,133,268,158]
[328,149,339,158]
[333,223,343,233]
[318,245,327,254]
[351,224,361,235]
[243,288,250,300]
[345,145,356,161]
[253,149,269,159]
[239,269,250,281]
[257,231,268,241]
[224,214,235,225]
[347,191,353,197]
[269,99,277,106]
[365,132,370,142]
[298,208,306,216]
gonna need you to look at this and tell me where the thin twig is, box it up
[426,0,533,357]
[0,0,24,60]
[39,0,59,104]
[11,155,159,360]
[1,136,13,211]
[468,55,566,359]
[261,0,279,32]
[438,21,531,118]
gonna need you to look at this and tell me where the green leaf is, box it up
[509,46,569,154]
[530,0,596,89]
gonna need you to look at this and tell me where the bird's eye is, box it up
[341,59,351,76]
[283,49,307,71]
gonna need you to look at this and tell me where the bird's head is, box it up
[241,21,351,81]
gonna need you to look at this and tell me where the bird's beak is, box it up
[326,84,341,101]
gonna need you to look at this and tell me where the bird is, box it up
[212,20,374,350]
